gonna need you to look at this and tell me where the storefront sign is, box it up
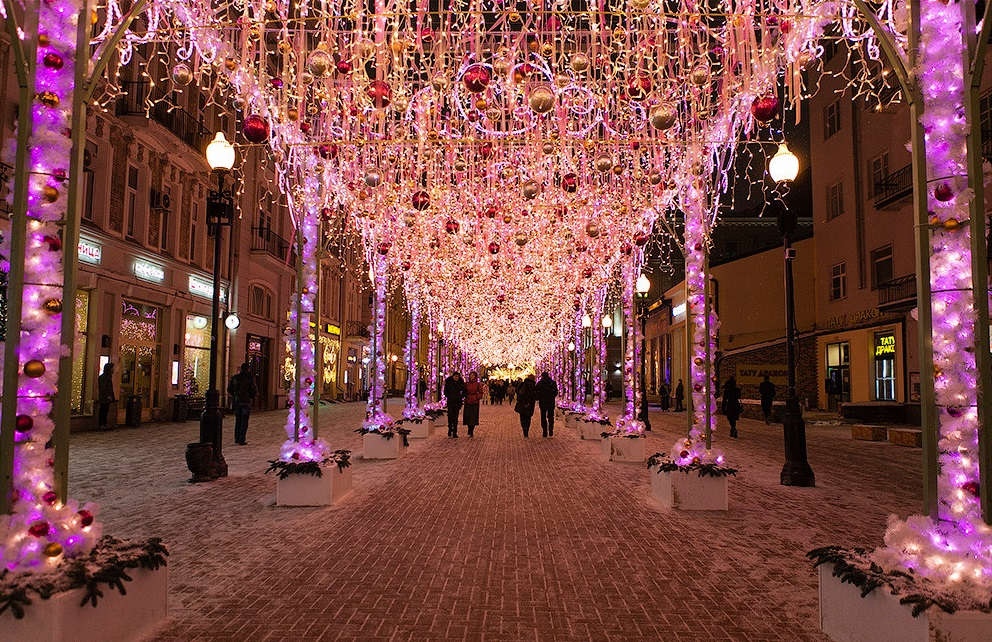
[134,260,165,282]
[188,276,227,302]
[736,364,788,386]
[672,303,686,319]
[826,308,883,328]
[248,338,263,353]
[78,239,102,265]
[875,334,896,357]
[326,324,341,335]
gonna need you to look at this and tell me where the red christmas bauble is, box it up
[962,480,981,497]
[43,52,64,70]
[562,173,578,193]
[750,94,780,124]
[934,183,954,202]
[15,415,32,431]
[620,242,632,255]
[270,78,283,89]
[484,206,497,218]
[479,142,494,159]
[445,219,460,234]
[411,190,430,210]
[43,235,61,251]
[377,241,391,255]
[490,259,500,271]
[318,144,338,159]
[401,260,411,270]
[336,60,352,74]
[626,76,652,101]
[524,265,534,274]
[582,267,593,278]
[573,299,581,311]
[633,232,649,246]
[463,64,491,93]
[367,79,392,108]
[42,491,58,505]
[488,241,500,255]
[28,521,49,538]
[679,450,689,459]
[77,509,94,527]
[300,122,312,134]
[242,115,270,143]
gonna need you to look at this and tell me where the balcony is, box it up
[115,81,212,152]
[873,163,913,210]
[346,320,370,339]
[878,274,917,309]
[251,226,296,267]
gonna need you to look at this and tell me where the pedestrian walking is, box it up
[514,375,537,438]
[674,379,685,412]
[418,378,427,402]
[722,376,742,438]
[463,372,484,437]
[443,371,467,437]
[534,372,559,437]
[228,363,258,445]
[97,362,116,430]
[507,380,517,404]
[759,375,777,425]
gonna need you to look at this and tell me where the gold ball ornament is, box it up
[612,165,623,175]
[595,153,613,172]
[631,0,651,7]
[542,142,555,155]
[493,59,511,76]
[690,64,710,85]
[649,103,678,130]
[287,107,299,121]
[431,74,450,92]
[585,220,601,238]
[648,171,663,185]
[43,542,63,558]
[502,214,513,224]
[24,360,46,378]
[521,180,541,199]
[454,159,466,172]
[224,58,237,71]
[474,98,488,111]
[509,11,522,23]
[171,64,194,86]
[528,85,555,114]
[542,43,554,57]
[37,91,59,108]
[42,185,59,203]
[514,231,529,246]
[43,299,63,315]
[307,49,332,76]
[528,40,540,53]
[570,53,591,73]
[943,218,961,231]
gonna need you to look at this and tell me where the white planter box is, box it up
[433,416,447,428]
[276,464,353,506]
[1,566,167,642]
[579,421,606,440]
[406,421,434,439]
[819,564,992,642]
[650,466,729,511]
[364,432,407,459]
[601,436,646,462]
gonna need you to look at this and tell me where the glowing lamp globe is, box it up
[582,314,592,328]
[567,342,576,352]
[602,315,613,329]
[636,273,651,296]
[768,143,800,183]
[225,314,241,330]
[205,132,236,171]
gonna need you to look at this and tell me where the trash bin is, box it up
[172,394,188,422]
[125,394,142,426]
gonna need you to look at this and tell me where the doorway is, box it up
[247,335,270,411]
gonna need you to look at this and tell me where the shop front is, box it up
[246,334,272,410]
[119,299,161,422]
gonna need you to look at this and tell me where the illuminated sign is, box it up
[248,339,263,352]
[134,260,165,282]
[78,240,102,265]
[672,303,686,318]
[875,334,896,357]
[188,276,227,302]
[327,324,341,335]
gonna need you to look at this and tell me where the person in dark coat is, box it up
[418,378,428,402]
[228,363,258,445]
[722,376,742,438]
[443,371,467,437]
[97,362,116,430]
[659,381,670,411]
[534,372,559,438]
[758,375,777,425]
[463,371,484,438]
[514,375,537,438]
[674,379,685,412]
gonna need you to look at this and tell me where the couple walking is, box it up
[514,372,558,438]
[443,370,484,438]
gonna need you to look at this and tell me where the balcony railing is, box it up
[873,163,914,210]
[115,81,212,152]
[251,226,296,266]
[346,320,370,339]
[983,129,992,161]
[878,274,917,308]
[0,162,11,217]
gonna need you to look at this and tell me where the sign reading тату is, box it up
[736,365,787,386]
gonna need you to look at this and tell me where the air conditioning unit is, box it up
[150,189,172,211]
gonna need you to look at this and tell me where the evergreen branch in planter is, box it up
[355,427,411,446]
[0,536,168,619]
[646,453,738,478]
[601,430,645,439]
[265,450,352,480]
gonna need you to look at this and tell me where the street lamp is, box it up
[636,273,651,431]
[190,132,235,482]
[769,142,815,487]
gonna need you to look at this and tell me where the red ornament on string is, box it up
[561,173,578,193]
[934,183,954,202]
[15,415,32,431]
[626,76,652,101]
[484,206,497,218]
[633,232,649,246]
[412,190,430,210]
[523,265,534,274]
[750,94,780,124]
[42,52,64,70]
[367,80,393,108]
[42,491,58,505]
[463,64,491,93]
[445,219,460,234]
[242,115,270,143]
[28,521,50,538]
[318,144,338,159]
[479,142,495,159]
[488,241,501,255]
[77,509,94,527]
[376,241,391,255]
[401,260,411,271]
[43,235,61,251]
[336,60,352,74]
[620,243,632,255]
[962,480,981,497]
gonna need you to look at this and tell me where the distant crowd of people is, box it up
[442,370,561,439]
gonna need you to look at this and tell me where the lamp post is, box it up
[768,143,815,487]
[636,273,652,430]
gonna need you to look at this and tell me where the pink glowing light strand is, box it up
[615,254,645,435]
[403,296,423,420]
[873,0,992,588]
[0,0,102,571]
[365,251,392,429]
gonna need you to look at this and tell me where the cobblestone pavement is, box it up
[68,402,922,642]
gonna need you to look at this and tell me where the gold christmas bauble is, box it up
[690,64,710,85]
[612,165,623,175]
[42,186,59,203]
[528,85,555,114]
[649,103,678,130]
[224,58,237,71]
[943,218,961,231]
[570,53,590,73]
[43,542,63,558]
[287,108,299,121]
[595,153,613,172]
[37,91,59,108]
[24,360,45,378]
[502,214,513,224]
[474,98,488,111]
[43,299,63,315]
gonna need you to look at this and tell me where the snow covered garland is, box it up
[0,0,101,571]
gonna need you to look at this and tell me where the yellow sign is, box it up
[875,334,896,357]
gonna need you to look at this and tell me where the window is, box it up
[824,99,842,139]
[825,341,850,404]
[191,202,199,265]
[248,285,272,319]
[159,185,172,253]
[874,332,897,401]
[981,91,992,144]
[871,245,893,289]
[830,262,847,301]
[826,181,844,220]
[868,152,889,199]
[82,143,97,221]
[125,165,139,238]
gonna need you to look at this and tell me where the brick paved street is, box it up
[67,403,921,641]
